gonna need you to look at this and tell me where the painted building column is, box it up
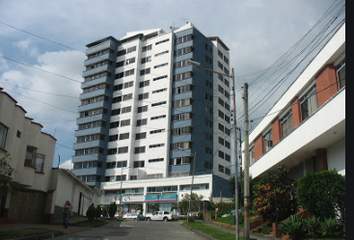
[254,136,264,161]
[316,64,338,107]
[291,98,301,129]
[272,119,281,146]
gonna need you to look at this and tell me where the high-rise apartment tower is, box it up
[72,23,232,213]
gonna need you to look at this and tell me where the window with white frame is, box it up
[0,122,8,149]
[280,110,293,139]
[336,59,345,89]
[263,130,273,153]
[300,84,318,122]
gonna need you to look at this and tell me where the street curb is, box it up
[11,231,63,240]
[181,223,218,240]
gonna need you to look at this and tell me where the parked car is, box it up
[221,209,241,218]
[145,211,178,222]
[123,213,138,221]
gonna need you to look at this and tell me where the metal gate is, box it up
[7,189,46,223]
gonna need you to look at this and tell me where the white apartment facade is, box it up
[242,23,345,180]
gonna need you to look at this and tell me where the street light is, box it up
[187,59,241,240]
[177,147,196,223]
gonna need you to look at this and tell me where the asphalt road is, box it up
[46,220,207,240]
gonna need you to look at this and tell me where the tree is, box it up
[177,193,202,215]
[0,150,15,199]
[0,150,15,191]
[253,166,297,222]
[86,203,96,221]
[147,203,159,213]
[95,204,102,218]
[297,170,345,222]
[108,202,117,218]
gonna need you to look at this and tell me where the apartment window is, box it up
[0,122,8,149]
[336,59,345,89]
[121,106,132,114]
[263,130,273,153]
[149,143,164,148]
[171,126,192,136]
[108,134,118,142]
[80,108,107,118]
[137,105,148,113]
[117,57,135,67]
[173,85,192,95]
[250,146,255,165]
[172,98,192,108]
[169,156,192,166]
[139,80,150,88]
[116,175,126,181]
[300,85,318,122]
[75,147,103,156]
[205,147,212,155]
[151,115,166,120]
[77,134,104,143]
[155,50,169,57]
[120,119,130,127]
[218,164,224,173]
[107,148,117,155]
[171,112,192,122]
[78,120,105,130]
[205,119,212,128]
[117,161,127,168]
[153,75,168,81]
[133,161,145,168]
[135,132,147,140]
[141,56,152,64]
[24,146,37,166]
[149,158,164,163]
[134,146,146,154]
[151,101,166,107]
[84,71,110,82]
[136,118,147,126]
[119,133,130,140]
[154,63,168,69]
[152,88,167,94]
[173,71,193,82]
[175,34,193,44]
[280,111,293,139]
[106,162,116,169]
[142,44,152,52]
[83,83,109,93]
[138,93,149,100]
[150,129,165,134]
[170,141,191,151]
[118,146,128,154]
[174,59,190,69]
[130,175,137,180]
[205,106,212,114]
[140,68,151,76]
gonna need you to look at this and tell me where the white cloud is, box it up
[13,38,39,57]
[59,159,73,170]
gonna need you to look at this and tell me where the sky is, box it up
[0,0,344,169]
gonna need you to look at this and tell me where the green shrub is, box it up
[303,216,321,238]
[86,203,96,221]
[297,170,345,221]
[95,204,102,218]
[108,202,117,218]
[278,214,306,240]
[321,218,344,238]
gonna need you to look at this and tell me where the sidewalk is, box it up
[0,216,91,238]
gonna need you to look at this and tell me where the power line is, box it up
[0,21,86,54]
[0,55,82,83]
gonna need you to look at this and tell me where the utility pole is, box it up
[231,68,240,240]
[243,82,251,240]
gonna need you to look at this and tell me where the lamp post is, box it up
[187,60,240,240]
[177,147,196,223]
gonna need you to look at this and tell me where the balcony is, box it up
[86,40,112,55]
[82,64,111,78]
[249,89,345,178]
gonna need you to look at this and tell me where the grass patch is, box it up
[75,219,107,227]
[0,228,50,240]
[184,221,243,240]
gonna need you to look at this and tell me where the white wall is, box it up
[327,138,345,175]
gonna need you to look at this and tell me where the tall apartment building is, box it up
[72,23,232,213]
